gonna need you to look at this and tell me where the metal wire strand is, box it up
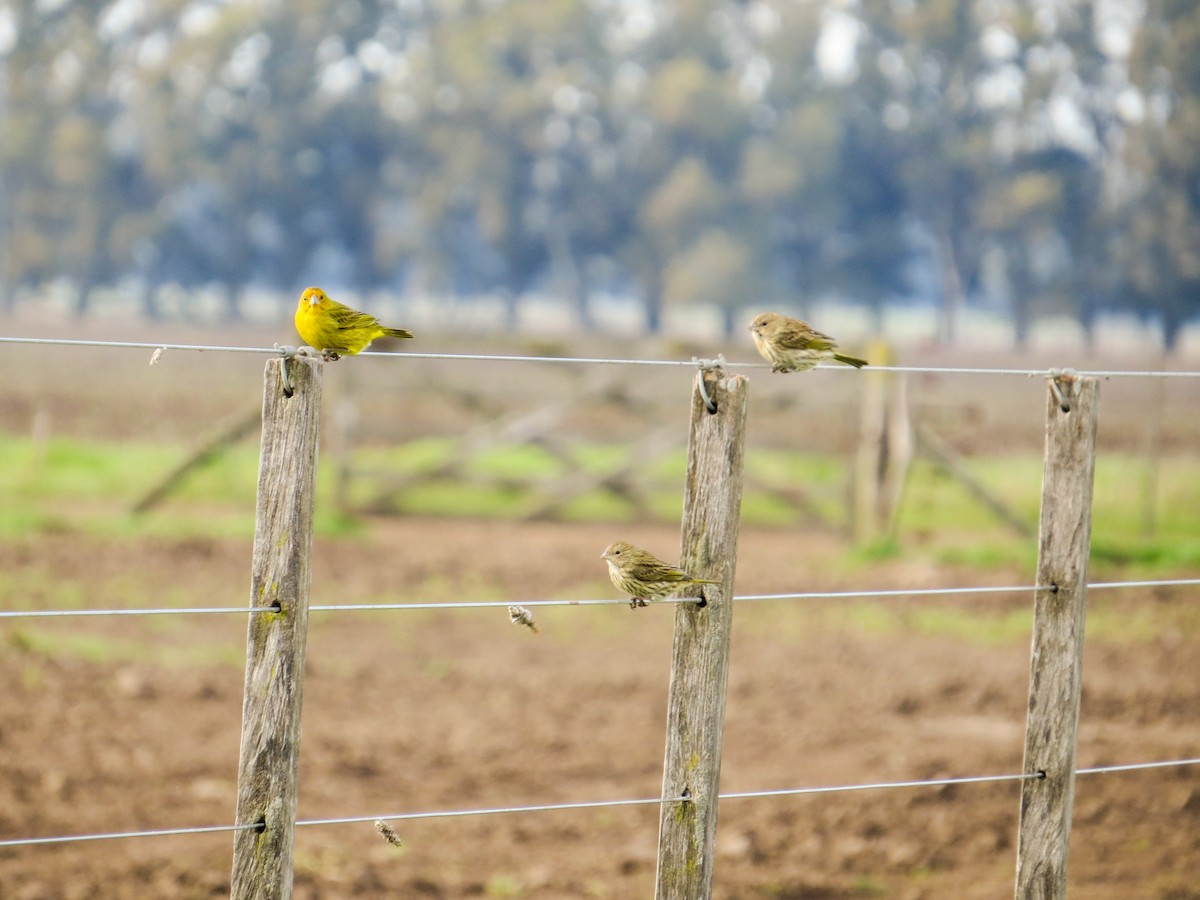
[298,795,685,829]
[0,822,258,849]
[718,756,1200,802]
[2,578,1197,620]
[1,336,1198,378]
[718,771,1043,801]
[4,758,1197,849]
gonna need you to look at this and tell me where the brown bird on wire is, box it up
[601,541,720,609]
[294,286,414,360]
[748,311,867,372]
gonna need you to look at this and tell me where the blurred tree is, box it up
[613,2,776,332]
[1,3,141,315]
[0,0,1188,348]
[1124,0,1200,350]
[408,0,607,327]
[877,0,995,344]
[662,226,772,334]
[636,155,726,330]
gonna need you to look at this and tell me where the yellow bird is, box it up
[294,286,414,359]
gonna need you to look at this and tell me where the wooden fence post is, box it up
[655,366,749,900]
[1014,374,1099,900]
[852,341,913,542]
[231,356,323,899]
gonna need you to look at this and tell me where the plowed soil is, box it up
[1,520,1198,899]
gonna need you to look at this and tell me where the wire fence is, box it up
[2,334,1200,378]
[4,758,1197,849]
[1,578,1197,620]
[3,336,1198,895]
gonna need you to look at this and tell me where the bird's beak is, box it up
[600,550,610,559]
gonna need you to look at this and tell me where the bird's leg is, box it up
[321,348,344,361]
[629,597,649,609]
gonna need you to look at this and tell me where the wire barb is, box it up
[508,604,540,634]
[375,820,403,846]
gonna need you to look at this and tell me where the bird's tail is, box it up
[833,353,868,368]
[382,327,415,340]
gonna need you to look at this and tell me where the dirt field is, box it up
[1,320,1199,898]
[1,519,1198,899]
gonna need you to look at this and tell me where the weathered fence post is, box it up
[851,340,914,542]
[655,366,749,900]
[1014,374,1099,900]
[231,356,323,899]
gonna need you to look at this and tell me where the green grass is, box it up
[6,625,243,668]
[2,431,1198,578]
[0,433,361,539]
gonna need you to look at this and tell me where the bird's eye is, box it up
[613,549,621,555]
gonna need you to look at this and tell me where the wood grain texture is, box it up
[655,369,749,900]
[1014,376,1099,900]
[231,357,323,900]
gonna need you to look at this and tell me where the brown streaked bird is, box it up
[601,541,720,609]
[294,286,413,360]
[748,311,867,372]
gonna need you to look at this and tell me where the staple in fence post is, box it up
[231,355,323,900]
[1014,374,1099,900]
[655,364,748,900]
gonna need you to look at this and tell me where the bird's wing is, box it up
[326,303,380,330]
[778,324,836,351]
[629,560,689,583]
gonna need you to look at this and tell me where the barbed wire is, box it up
[3,757,1196,849]
[2,578,1196,620]
[2,335,1198,378]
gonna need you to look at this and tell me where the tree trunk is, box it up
[141,281,160,320]
[722,305,737,338]
[1163,311,1183,354]
[934,228,963,345]
[501,288,520,331]
[226,282,245,322]
[72,278,95,319]
[644,271,664,334]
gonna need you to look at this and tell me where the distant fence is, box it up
[1,335,1199,899]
